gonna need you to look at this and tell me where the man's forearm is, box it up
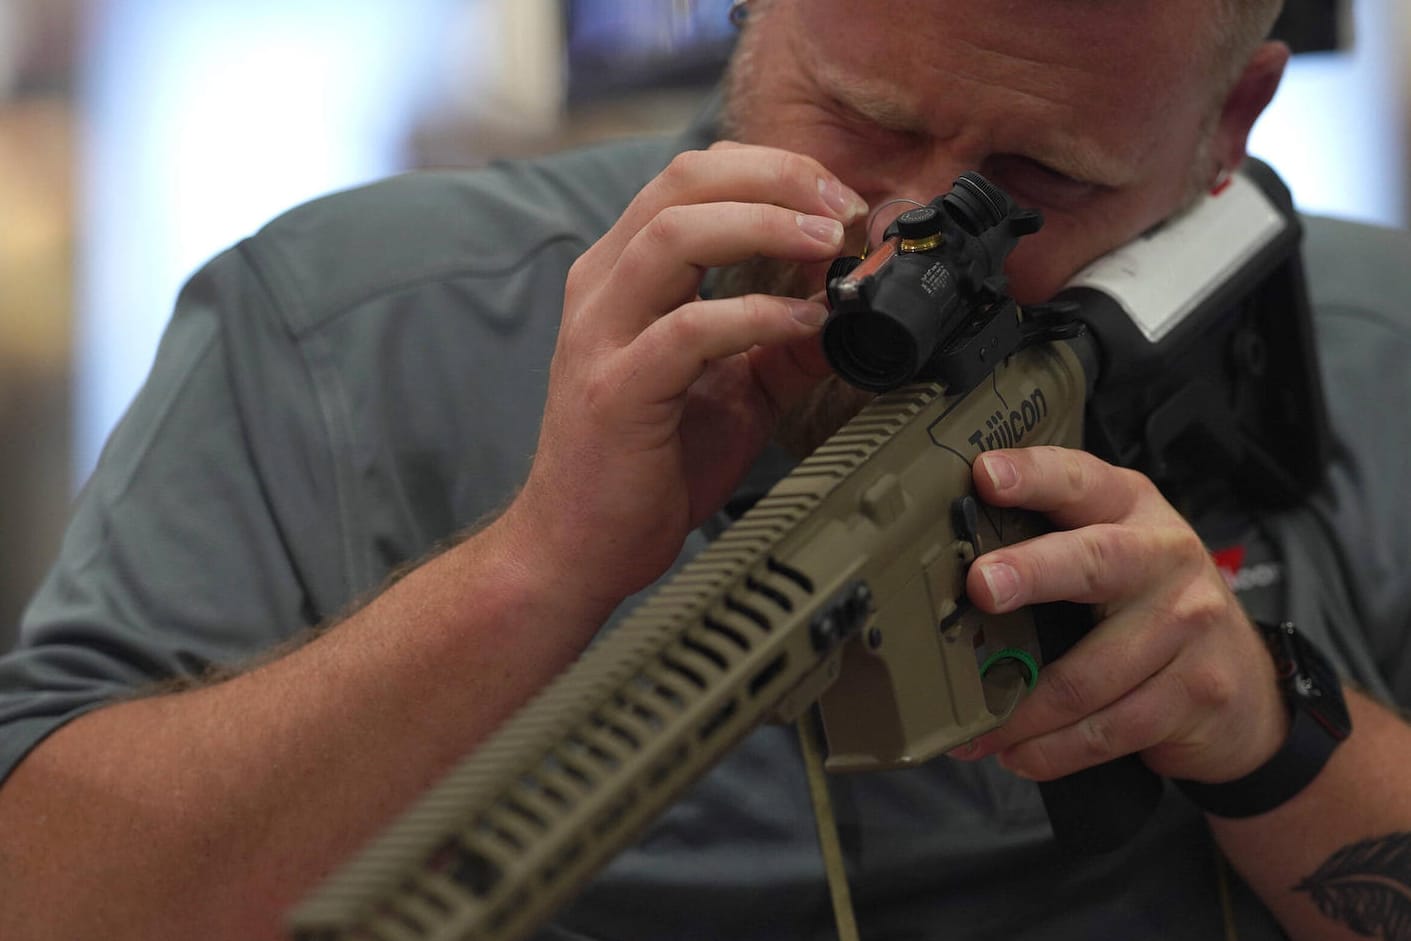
[1212,689,1411,941]
[0,513,606,941]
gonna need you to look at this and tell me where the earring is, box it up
[729,0,751,28]
[1210,166,1233,195]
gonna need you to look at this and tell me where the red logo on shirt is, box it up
[1212,545,1246,581]
[1211,543,1283,594]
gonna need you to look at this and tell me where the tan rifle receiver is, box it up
[288,338,1089,941]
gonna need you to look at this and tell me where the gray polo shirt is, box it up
[3,107,1411,939]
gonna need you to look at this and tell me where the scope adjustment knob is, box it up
[896,206,944,253]
[896,205,942,241]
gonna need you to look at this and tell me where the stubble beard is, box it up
[774,373,875,459]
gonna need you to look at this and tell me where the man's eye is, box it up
[982,155,1101,209]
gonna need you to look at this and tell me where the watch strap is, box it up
[1173,620,1349,819]
[1173,705,1338,818]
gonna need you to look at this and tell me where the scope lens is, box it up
[823,312,918,392]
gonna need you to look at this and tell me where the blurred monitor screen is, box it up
[564,0,737,103]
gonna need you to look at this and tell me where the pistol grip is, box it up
[1033,601,1164,854]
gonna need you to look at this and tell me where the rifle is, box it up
[288,162,1324,941]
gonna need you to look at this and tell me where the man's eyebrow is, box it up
[815,63,927,132]
[815,61,1136,188]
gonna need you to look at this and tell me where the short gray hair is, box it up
[1211,0,1287,86]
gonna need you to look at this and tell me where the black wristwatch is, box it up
[1174,620,1352,819]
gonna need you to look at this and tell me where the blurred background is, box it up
[0,0,1407,652]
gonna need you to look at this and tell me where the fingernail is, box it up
[790,299,828,327]
[818,177,868,221]
[797,214,844,245]
[981,453,1019,491]
[979,561,1020,608]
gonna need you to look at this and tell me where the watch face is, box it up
[1287,627,1353,741]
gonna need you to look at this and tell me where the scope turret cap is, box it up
[896,205,942,241]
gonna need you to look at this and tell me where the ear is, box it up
[1210,40,1290,174]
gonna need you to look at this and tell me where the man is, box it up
[2,1,1410,938]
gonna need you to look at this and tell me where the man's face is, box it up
[724,0,1231,306]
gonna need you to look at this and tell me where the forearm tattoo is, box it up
[1296,831,1411,939]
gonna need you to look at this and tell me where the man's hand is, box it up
[504,141,867,619]
[954,446,1291,784]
